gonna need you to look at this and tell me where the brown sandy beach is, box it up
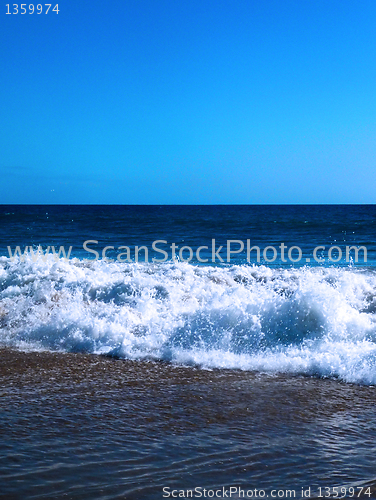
[1,348,376,499]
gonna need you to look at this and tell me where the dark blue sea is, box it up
[1,205,375,266]
[1,205,376,499]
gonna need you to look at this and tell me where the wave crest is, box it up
[1,256,376,384]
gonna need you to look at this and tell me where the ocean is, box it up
[1,205,376,499]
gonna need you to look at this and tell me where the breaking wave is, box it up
[1,255,376,384]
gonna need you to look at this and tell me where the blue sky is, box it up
[1,0,376,203]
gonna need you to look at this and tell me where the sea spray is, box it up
[1,255,376,384]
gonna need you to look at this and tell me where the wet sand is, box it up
[1,348,376,499]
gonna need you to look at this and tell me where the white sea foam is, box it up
[1,255,376,384]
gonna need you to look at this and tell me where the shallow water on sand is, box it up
[1,349,376,499]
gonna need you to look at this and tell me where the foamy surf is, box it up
[1,255,376,384]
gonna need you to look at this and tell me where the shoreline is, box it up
[1,348,376,498]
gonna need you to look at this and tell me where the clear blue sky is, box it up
[1,0,376,204]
